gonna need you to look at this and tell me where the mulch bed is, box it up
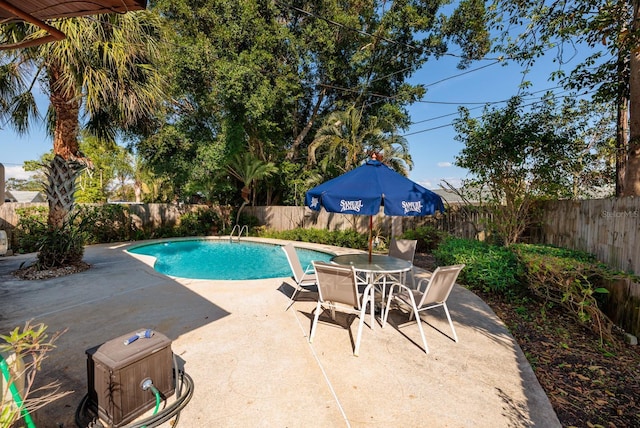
[13,261,91,280]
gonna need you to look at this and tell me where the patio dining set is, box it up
[282,240,465,356]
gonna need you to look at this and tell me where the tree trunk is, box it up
[616,101,629,196]
[616,50,629,196]
[43,155,83,229]
[235,200,248,226]
[46,62,87,228]
[49,64,81,161]
[286,88,325,162]
[241,185,250,204]
[134,179,142,203]
[625,0,640,196]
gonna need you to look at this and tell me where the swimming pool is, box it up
[127,239,334,280]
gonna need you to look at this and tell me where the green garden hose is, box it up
[151,385,161,416]
[141,385,161,428]
[0,354,36,428]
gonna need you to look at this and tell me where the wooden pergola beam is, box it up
[0,0,66,50]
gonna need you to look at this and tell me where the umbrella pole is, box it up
[368,215,373,263]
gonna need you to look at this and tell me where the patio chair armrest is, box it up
[414,275,431,293]
[387,280,411,296]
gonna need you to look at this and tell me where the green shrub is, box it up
[148,224,180,239]
[401,225,448,252]
[511,243,614,310]
[259,227,369,250]
[14,207,48,253]
[177,208,223,236]
[433,237,523,293]
[76,204,138,244]
[233,212,261,235]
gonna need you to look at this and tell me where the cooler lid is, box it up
[86,329,172,370]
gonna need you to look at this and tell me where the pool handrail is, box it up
[230,224,248,242]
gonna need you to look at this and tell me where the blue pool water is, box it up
[128,240,333,280]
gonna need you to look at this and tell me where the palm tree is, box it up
[308,107,368,172]
[308,106,413,174]
[0,12,165,233]
[368,133,413,176]
[227,152,277,225]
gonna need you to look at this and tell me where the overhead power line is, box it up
[402,88,598,138]
[410,85,566,125]
[422,60,504,88]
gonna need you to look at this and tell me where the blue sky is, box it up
[1,45,590,189]
[1,89,51,181]
[403,51,584,189]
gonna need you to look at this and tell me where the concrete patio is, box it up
[0,238,560,427]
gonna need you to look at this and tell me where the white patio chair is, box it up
[389,238,417,263]
[309,261,375,356]
[282,243,317,310]
[387,238,417,285]
[382,264,465,354]
[372,238,418,303]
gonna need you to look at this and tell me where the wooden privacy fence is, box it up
[0,203,46,231]
[535,197,640,277]
[245,205,393,235]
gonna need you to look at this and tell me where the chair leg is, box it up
[369,287,375,329]
[285,283,301,311]
[354,302,368,356]
[407,297,429,354]
[442,303,458,342]
[309,301,322,343]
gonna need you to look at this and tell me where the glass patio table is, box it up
[330,253,413,314]
[331,253,413,276]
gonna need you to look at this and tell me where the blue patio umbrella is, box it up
[305,159,445,261]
